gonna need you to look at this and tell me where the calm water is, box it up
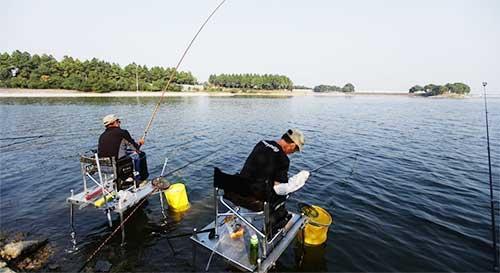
[0,95,499,272]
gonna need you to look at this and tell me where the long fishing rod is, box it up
[0,131,99,141]
[142,0,227,141]
[482,81,499,271]
[309,153,359,175]
[161,146,225,177]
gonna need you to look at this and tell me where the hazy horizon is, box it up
[2,0,499,94]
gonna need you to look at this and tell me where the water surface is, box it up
[0,95,498,272]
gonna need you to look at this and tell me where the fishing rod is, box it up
[161,146,225,177]
[0,131,99,141]
[142,0,227,141]
[482,82,499,271]
[309,153,359,175]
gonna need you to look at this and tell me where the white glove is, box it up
[273,170,310,195]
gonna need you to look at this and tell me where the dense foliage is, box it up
[313,83,355,93]
[208,74,293,90]
[0,50,196,92]
[292,85,312,90]
[409,82,470,96]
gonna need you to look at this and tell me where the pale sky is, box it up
[2,0,499,93]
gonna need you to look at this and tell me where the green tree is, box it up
[342,83,355,92]
[409,85,424,93]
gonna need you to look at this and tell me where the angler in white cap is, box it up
[240,128,310,196]
[238,129,310,232]
[98,114,149,182]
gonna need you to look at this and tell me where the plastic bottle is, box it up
[94,192,115,207]
[249,234,259,265]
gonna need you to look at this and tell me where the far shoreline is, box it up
[0,88,470,98]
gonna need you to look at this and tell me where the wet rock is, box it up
[13,244,53,271]
[94,260,112,272]
[0,239,47,261]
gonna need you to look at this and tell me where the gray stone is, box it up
[0,240,47,261]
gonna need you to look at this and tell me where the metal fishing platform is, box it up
[190,167,308,273]
[66,151,168,247]
[191,212,305,273]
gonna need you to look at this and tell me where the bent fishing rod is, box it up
[482,81,499,271]
[77,2,227,270]
[142,0,227,141]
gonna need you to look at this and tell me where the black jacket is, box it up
[98,127,140,159]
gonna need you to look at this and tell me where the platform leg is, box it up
[106,209,113,228]
[69,202,78,251]
[192,228,197,272]
[120,212,126,246]
[205,250,215,272]
[214,188,218,237]
[159,191,167,221]
[299,227,305,268]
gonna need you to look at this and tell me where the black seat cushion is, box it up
[116,156,135,190]
[214,167,291,234]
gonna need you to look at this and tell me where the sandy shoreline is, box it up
[0,88,318,98]
[0,88,425,98]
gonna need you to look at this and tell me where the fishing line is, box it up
[142,0,227,141]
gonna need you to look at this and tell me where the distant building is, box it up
[10,67,19,77]
[181,84,204,92]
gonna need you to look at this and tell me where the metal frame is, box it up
[192,175,304,272]
[67,152,166,247]
[191,212,306,273]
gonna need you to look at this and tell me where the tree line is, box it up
[0,50,197,92]
[313,83,355,93]
[208,74,293,90]
[409,82,470,96]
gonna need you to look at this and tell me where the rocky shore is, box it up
[0,231,54,272]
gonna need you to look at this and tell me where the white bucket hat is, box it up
[286,129,305,151]
[102,114,119,126]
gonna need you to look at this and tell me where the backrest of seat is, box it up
[115,156,134,180]
[80,154,114,167]
[213,167,291,238]
[213,167,256,197]
[80,153,134,183]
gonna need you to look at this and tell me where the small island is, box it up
[313,83,355,93]
[409,83,470,97]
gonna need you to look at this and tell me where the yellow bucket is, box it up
[303,205,332,246]
[164,183,190,212]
